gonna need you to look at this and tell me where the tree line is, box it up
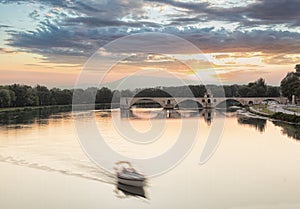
[0,78,281,108]
[0,84,116,108]
[134,78,280,98]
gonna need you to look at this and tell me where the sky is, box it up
[0,0,299,88]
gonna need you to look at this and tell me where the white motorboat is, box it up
[115,161,146,187]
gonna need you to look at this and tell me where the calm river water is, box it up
[0,108,300,209]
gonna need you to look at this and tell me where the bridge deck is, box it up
[120,97,288,109]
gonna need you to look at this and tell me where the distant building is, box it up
[295,64,300,76]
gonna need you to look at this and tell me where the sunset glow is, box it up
[0,0,299,87]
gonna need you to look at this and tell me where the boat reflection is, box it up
[115,182,147,199]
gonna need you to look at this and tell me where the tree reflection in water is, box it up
[237,116,267,133]
[237,114,300,141]
[272,121,300,140]
[0,106,72,126]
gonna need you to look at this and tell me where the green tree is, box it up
[280,72,300,101]
[0,89,11,107]
[25,87,39,106]
[249,78,267,97]
[96,87,112,103]
[236,78,268,97]
[35,85,50,106]
[50,88,72,105]
[8,84,38,107]
[266,86,280,97]
[189,85,206,97]
[237,86,250,97]
[121,89,133,97]
[111,90,121,103]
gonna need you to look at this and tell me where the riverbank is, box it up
[0,105,72,113]
[248,105,300,124]
[249,105,273,116]
[0,103,120,113]
[283,106,300,113]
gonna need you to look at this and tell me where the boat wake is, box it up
[0,154,116,184]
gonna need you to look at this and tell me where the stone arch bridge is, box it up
[120,97,288,109]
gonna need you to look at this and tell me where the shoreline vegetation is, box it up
[248,105,300,124]
[0,103,120,113]
[0,105,72,113]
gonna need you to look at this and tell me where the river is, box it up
[0,108,300,209]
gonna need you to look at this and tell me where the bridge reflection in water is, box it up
[120,108,214,125]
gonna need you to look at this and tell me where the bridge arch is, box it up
[130,98,164,108]
[216,99,243,108]
[175,99,203,109]
[262,98,280,104]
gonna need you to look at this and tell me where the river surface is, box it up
[0,108,300,209]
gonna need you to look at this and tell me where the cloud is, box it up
[1,0,300,66]
[0,24,10,28]
[75,0,145,18]
[246,0,300,22]
[262,54,300,65]
[0,48,18,54]
[1,0,145,19]
[64,17,160,28]
[7,19,94,54]
[2,0,300,28]
[217,68,269,83]
[29,10,40,20]
[145,0,210,11]
[183,29,300,54]
[146,0,300,27]
[6,20,300,65]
